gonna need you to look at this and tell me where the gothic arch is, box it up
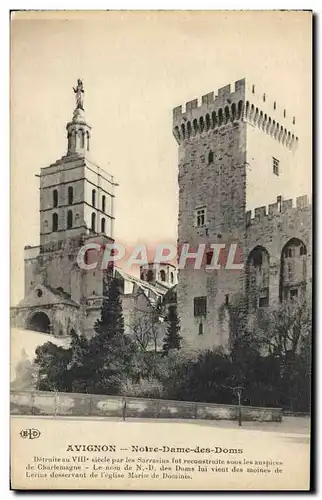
[205,113,211,131]
[193,118,198,135]
[231,102,236,121]
[246,245,270,310]
[263,113,268,131]
[254,107,259,126]
[174,126,181,142]
[211,111,217,128]
[218,108,223,126]
[237,100,243,120]
[199,116,205,133]
[187,121,192,138]
[266,117,272,134]
[224,105,230,124]
[280,238,307,302]
[26,311,51,334]
[249,104,255,123]
[181,123,186,140]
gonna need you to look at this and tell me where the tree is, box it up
[11,348,38,391]
[256,297,312,360]
[162,306,182,355]
[67,330,93,393]
[89,278,134,394]
[255,296,312,410]
[34,342,72,392]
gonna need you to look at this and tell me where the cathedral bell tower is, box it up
[38,79,116,249]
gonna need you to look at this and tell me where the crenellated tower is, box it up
[173,78,310,351]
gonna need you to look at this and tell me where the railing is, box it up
[10,390,282,423]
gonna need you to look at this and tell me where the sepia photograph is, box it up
[10,10,312,490]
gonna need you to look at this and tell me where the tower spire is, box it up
[66,78,91,157]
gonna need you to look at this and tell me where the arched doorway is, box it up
[26,312,51,334]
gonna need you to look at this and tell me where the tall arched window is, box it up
[92,189,96,208]
[170,272,174,284]
[86,131,90,151]
[67,210,73,229]
[68,186,73,205]
[53,189,58,208]
[52,213,58,232]
[91,212,96,232]
[160,270,166,282]
[101,218,106,233]
[102,195,106,213]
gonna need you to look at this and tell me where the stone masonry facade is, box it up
[173,78,311,351]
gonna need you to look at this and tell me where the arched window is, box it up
[160,269,166,282]
[208,151,214,164]
[101,218,106,233]
[170,272,174,284]
[147,269,154,282]
[86,131,90,151]
[102,195,106,212]
[300,246,307,256]
[52,213,58,232]
[68,186,73,205]
[53,189,58,208]
[92,189,96,208]
[91,212,96,232]
[67,210,73,229]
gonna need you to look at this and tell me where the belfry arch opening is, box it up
[26,312,51,334]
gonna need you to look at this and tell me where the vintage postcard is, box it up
[10,10,312,490]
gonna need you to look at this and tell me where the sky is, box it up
[11,11,312,304]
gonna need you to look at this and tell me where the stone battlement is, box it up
[246,195,310,226]
[173,78,298,151]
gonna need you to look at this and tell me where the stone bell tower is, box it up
[39,79,115,248]
[12,79,117,338]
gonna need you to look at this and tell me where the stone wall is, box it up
[10,390,282,422]
[174,79,311,352]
